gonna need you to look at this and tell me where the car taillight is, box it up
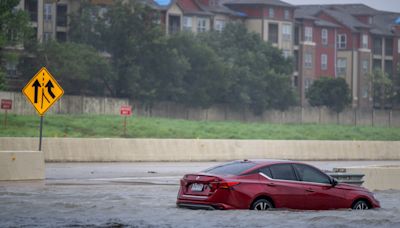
[210,181,240,190]
[219,182,240,189]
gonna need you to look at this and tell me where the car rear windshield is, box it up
[203,162,257,175]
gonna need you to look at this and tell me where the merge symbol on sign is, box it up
[22,67,64,116]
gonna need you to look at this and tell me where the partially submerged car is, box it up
[177,160,380,210]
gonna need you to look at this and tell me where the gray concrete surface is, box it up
[0,151,45,181]
[2,138,400,162]
[1,161,400,228]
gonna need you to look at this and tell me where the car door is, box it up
[260,164,307,210]
[292,164,347,210]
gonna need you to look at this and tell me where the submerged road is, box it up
[1,161,400,227]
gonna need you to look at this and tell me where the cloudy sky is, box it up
[285,0,400,12]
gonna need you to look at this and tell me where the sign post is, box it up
[22,67,64,151]
[1,99,12,127]
[120,105,132,136]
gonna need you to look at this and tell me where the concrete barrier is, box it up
[336,166,400,191]
[1,138,400,162]
[0,151,45,181]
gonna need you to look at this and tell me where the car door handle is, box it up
[266,183,275,187]
[306,189,315,192]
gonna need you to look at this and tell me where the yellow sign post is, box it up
[22,67,64,151]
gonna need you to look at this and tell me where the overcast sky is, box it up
[285,0,400,12]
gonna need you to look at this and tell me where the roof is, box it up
[322,8,370,31]
[223,0,294,8]
[197,0,241,16]
[370,12,400,36]
[295,5,370,32]
[177,0,213,16]
[330,4,380,16]
[314,19,339,28]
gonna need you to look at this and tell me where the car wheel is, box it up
[352,200,370,210]
[251,199,274,211]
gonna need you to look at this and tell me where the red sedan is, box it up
[176,160,380,210]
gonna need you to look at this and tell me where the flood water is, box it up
[1,162,400,227]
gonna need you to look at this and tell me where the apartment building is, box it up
[293,4,400,108]
[20,0,81,43]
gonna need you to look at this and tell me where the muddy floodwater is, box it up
[1,162,400,228]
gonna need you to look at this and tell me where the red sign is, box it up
[1,99,12,110]
[120,105,132,116]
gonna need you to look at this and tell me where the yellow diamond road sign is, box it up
[22,67,64,116]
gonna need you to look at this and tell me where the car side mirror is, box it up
[331,178,338,187]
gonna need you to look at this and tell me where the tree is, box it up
[368,69,395,109]
[0,70,5,90]
[69,0,188,107]
[167,32,227,108]
[0,0,32,90]
[19,41,115,96]
[199,23,296,114]
[0,0,32,47]
[306,77,351,113]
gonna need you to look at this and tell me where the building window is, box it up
[337,34,346,49]
[294,26,299,45]
[43,32,52,42]
[56,4,67,27]
[214,19,225,32]
[321,54,327,70]
[56,32,67,42]
[385,38,393,56]
[197,17,207,33]
[368,17,373,24]
[321,29,328,45]
[304,53,312,68]
[5,61,17,78]
[282,24,291,41]
[362,87,368,98]
[304,27,312,42]
[44,3,52,21]
[183,16,192,31]
[373,59,381,70]
[168,15,181,34]
[373,37,382,55]
[282,50,291,59]
[337,58,347,77]
[362,34,368,49]
[268,23,278,44]
[304,78,313,91]
[284,10,290,20]
[362,60,369,73]
[25,0,38,22]
[269,8,274,18]
[385,60,393,77]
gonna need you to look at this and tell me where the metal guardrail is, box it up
[325,168,365,186]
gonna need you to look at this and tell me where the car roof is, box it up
[235,159,310,170]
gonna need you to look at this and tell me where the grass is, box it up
[0,114,399,140]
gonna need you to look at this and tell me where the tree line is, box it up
[1,0,399,114]
[18,0,298,114]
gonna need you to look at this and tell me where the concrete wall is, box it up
[0,151,45,180]
[1,91,400,127]
[1,138,399,162]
